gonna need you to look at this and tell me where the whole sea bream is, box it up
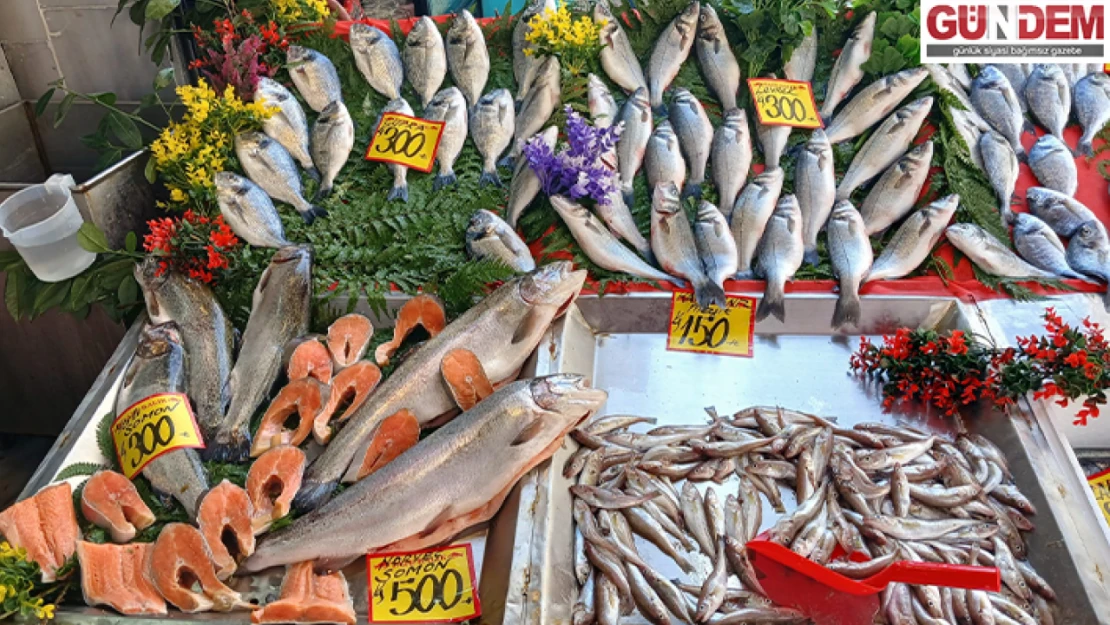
[470,89,515,187]
[446,10,489,107]
[423,87,468,190]
[310,100,354,201]
[646,1,699,114]
[403,16,447,110]
[466,209,535,272]
[971,66,1029,160]
[378,98,415,202]
[1075,72,1110,156]
[349,23,403,100]
[946,223,1056,279]
[1012,213,1088,280]
[235,132,325,224]
[1028,134,1078,196]
[214,172,290,249]
[254,78,316,178]
[286,46,342,113]
[515,0,554,106]
[596,3,646,95]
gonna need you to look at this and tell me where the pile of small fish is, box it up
[565,406,1056,625]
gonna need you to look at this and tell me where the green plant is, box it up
[717,0,842,78]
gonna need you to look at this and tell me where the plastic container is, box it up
[0,174,96,282]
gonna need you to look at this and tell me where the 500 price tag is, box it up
[367,545,480,623]
[748,78,823,129]
[111,393,204,479]
[667,292,756,358]
[1088,468,1110,528]
[365,112,445,173]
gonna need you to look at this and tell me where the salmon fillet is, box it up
[247,446,306,534]
[77,541,166,615]
[251,561,355,624]
[0,482,80,582]
[80,470,155,543]
[196,481,255,580]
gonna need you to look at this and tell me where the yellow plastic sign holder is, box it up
[667,291,756,358]
[365,113,445,173]
[748,78,824,129]
[367,544,481,623]
[111,393,204,479]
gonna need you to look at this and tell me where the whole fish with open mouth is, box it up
[1067,220,1110,307]
[1013,212,1090,280]
[825,67,929,144]
[795,129,836,266]
[243,375,605,572]
[423,87,468,190]
[215,172,290,248]
[711,108,752,220]
[587,74,618,127]
[617,88,653,207]
[469,89,515,187]
[784,26,817,82]
[116,322,209,518]
[859,141,932,236]
[646,0,699,114]
[595,2,646,95]
[946,223,1057,279]
[597,189,653,262]
[286,46,342,113]
[254,77,316,179]
[732,167,785,278]
[979,130,1019,225]
[294,263,589,509]
[757,113,791,170]
[466,209,535,272]
[446,10,490,107]
[236,132,326,224]
[349,23,403,100]
[755,194,804,322]
[1075,72,1110,156]
[653,183,726,310]
[670,88,713,198]
[508,126,557,227]
[695,5,740,111]
[1024,63,1071,143]
[644,121,686,194]
[694,200,737,296]
[403,16,447,110]
[836,97,933,200]
[514,0,553,107]
[866,194,958,282]
[213,245,312,462]
[992,63,1029,112]
[377,98,415,202]
[971,65,1030,160]
[513,55,560,161]
[310,100,354,201]
[820,11,876,119]
[1028,134,1078,196]
[1025,187,1099,237]
[828,200,872,328]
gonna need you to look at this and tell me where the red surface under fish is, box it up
[196,480,255,580]
[251,561,356,625]
[247,446,306,534]
[146,523,248,613]
[76,541,166,616]
[80,470,155,543]
[0,482,80,582]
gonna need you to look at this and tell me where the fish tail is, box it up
[695,280,728,311]
[622,188,635,210]
[1015,149,1028,164]
[301,204,329,225]
[433,171,457,191]
[497,154,516,170]
[832,290,862,329]
[734,268,755,280]
[1079,138,1095,157]
[387,183,410,203]
[292,479,338,513]
[479,169,503,188]
[803,247,821,267]
[682,182,703,199]
[756,284,786,322]
[305,166,321,183]
[202,428,252,463]
[652,103,667,116]
[312,184,332,203]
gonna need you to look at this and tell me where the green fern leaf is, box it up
[54,463,108,482]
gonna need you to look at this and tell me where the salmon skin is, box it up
[374,295,446,366]
[197,481,256,580]
[248,446,306,534]
[326,314,374,369]
[252,378,329,458]
[251,561,356,625]
[441,348,494,411]
[313,361,382,445]
[352,409,421,481]
[295,262,587,511]
[146,523,249,612]
[80,470,156,543]
[286,337,333,384]
[0,482,79,582]
[243,374,606,573]
[77,541,166,615]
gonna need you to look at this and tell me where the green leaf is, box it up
[117,275,138,305]
[55,462,108,481]
[130,0,150,23]
[125,231,138,252]
[144,155,157,183]
[139,92,160,110]
[77,222,112,253]
[97,412,119,468]
[91,92,118,106]
[34,88,56,117]
[5,267,27,320]
[144,0,179,21]
[153,67,175,90]
[32,281,71,317]
[68,273,95,307]
[96,148,124,170]
[106,111,142,150]
[0,250,23,272]
[54,93,77,129]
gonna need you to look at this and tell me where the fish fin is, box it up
[695,281,727,311]
[419,506,457,539]
[803,248,820,267]
[1022,119,1036,136]
[682,182,703,199]
[433,172,457,190]
[292,480,337,513]
[497,154,515,170]
[756,290,785,322]
[301,205,329,224]
[832,291,862,328]
[387,184,409,203]
[512,308,545,345]
[305,167,321,183]
[479,170,503,187]
[622,189,635,209]
[1079,140,1095,157]
[1015,149,1028,164]
[312,185,332,203]
[512,416,547,446]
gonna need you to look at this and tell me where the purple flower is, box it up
[523,107,621,206]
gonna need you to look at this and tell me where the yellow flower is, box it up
[0,585,8,602]
[36,604,55,620]
[169,187,187,203]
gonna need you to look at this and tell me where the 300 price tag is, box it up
[748,78,823,129]
[365,112,445,173]
[1088,468,1110,528]
[111,393,204,479]
[667,292,756,358]
[367,545,480,623]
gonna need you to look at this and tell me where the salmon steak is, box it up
[251,561,356,625]
[76,541,166,616]
[196,481,256,580]
[313,361,381,445]
[146,523,248,612]
[252,378,330,458]
[286,338,333,384]
[441,348,494,411]
[80,470,156,543]
[247,446,306,534]
[0,482,80,582]
[326,314,374,369]
[374,295,446,367]
[351,409,421,481]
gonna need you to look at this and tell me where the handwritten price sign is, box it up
[667,292,756,358]
[111,393,204,479]
[367,545,480,623]
[748,78,823,129]
[365,112,444,173]
[1088,468,1110,528]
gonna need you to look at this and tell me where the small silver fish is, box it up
[1075,72,1110,156]
[1024,63,1071,142]
[403,16,447,110]
[827,200,872,328]
[469,89,515,187]
[466,209,535,272]
[646,0,699,113]
[446,10,490,107]
[286,46,342,113]
[1028,134,1078,196]
[508,126,557,227]
[711,108,752,221]
[859,141,932,236]
[616,87,653,208]
[255,77,316,178]
[866,194,958,282]
[695,5,740,111]
[732,167,785,278]
[979,130,1019,225]
[235,132,325,223]
[825,67,929,144]
[755,194,804,322]
[645,120,686,193]
[310,100,354,201]
[946,223,1057,279]
[694,200,738,295]
[423,87,468,190]
[214,172,290,249]
[795,129,836,266]
[1013,213,1089,280]
[971,65,1029,160]
[670,88,713,198]
[652,183,726,309]
[837,97,933,200]
[350,23,403,100]
[820,12,876,118]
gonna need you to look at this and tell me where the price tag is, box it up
[365,112,445,173]
[747,78,823,129]
[111,393,204,479]
[667,292,756,358]
[367,544,480,624]
[1088,468,1110,528]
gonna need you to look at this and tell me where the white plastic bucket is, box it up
[0,174,97,282]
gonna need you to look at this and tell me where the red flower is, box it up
[1065,351,1088,368]
[1033,382,1060,401]
[947,330,968,356]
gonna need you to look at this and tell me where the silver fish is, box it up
[652,183,726,309]
[979,130,1019,225]
[627,565,671,625]
[670,88,713,197]
[513,55,561,159]
[286,46,342,113]
[508,126,557,227]
[828,200,873,329]
[235,131,325,223]
[446,10,490,106]
[948,63,973,90]
[255,77,316,177]
[595,2,647,95]
[971,65,1029,160]
[645,120,686,193]
[731,167,785,278]
[681,481,715,556]
[616,87,653,208]
[695,4,740,111]
[694,200,738,295]
[992,63,1029,112]
[1028,133,1078,196]
[947,106,987,171]
[1067,220,1110,306]
[646,0,699,113]
[795,129,836,266]
[1013,213,1089,280]
[403,16,447,110]
[696,539,729,621]
[757,116,791,170]
[595,574,620,625]
[622,508,694,573]
[377,97,415,202]
[1026,187,1099,237]
[469,89,515,187]
[466,209,535,272]
[423,87,468,190]
[837,97,933,199]
[1075,72,1110,156]
[946,223,1057,279]
[597,189,652,261]
[214,246,312,461]
[784,25,817,83]
[349,23,403,100]
[825,67,929,144]
[640,566,694,622]
[587,74,618,127]
[310,100,354,201]
[1024,63,1071,142]
[755,194,804,322]
[863,515,986,541]
[215,172,290,248]
[711,108,752,221]
[820,11,876,118]
[926,63,973,111]
[859,140,932,236]
[514,0,553,107]
[866,194,958,282]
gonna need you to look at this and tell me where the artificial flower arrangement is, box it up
[523,106,621,206]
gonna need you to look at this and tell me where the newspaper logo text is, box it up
[922,1,1108,62]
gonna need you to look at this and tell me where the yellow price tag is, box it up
[111,393,204,479]
[748,78,824,129]
[667,291,756,358]
[1088,469,1110,528]
[365,112,445,173]
[367,545,480,623]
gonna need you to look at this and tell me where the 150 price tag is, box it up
[748,78,823,129]
[365,112,445,173]
[1088,468,1110,528]
[367,545,480,623]
[667,292,756,358]
[111,393,204,479]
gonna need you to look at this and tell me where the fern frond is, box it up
[96,412,119,469]
[54,463,107,482]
